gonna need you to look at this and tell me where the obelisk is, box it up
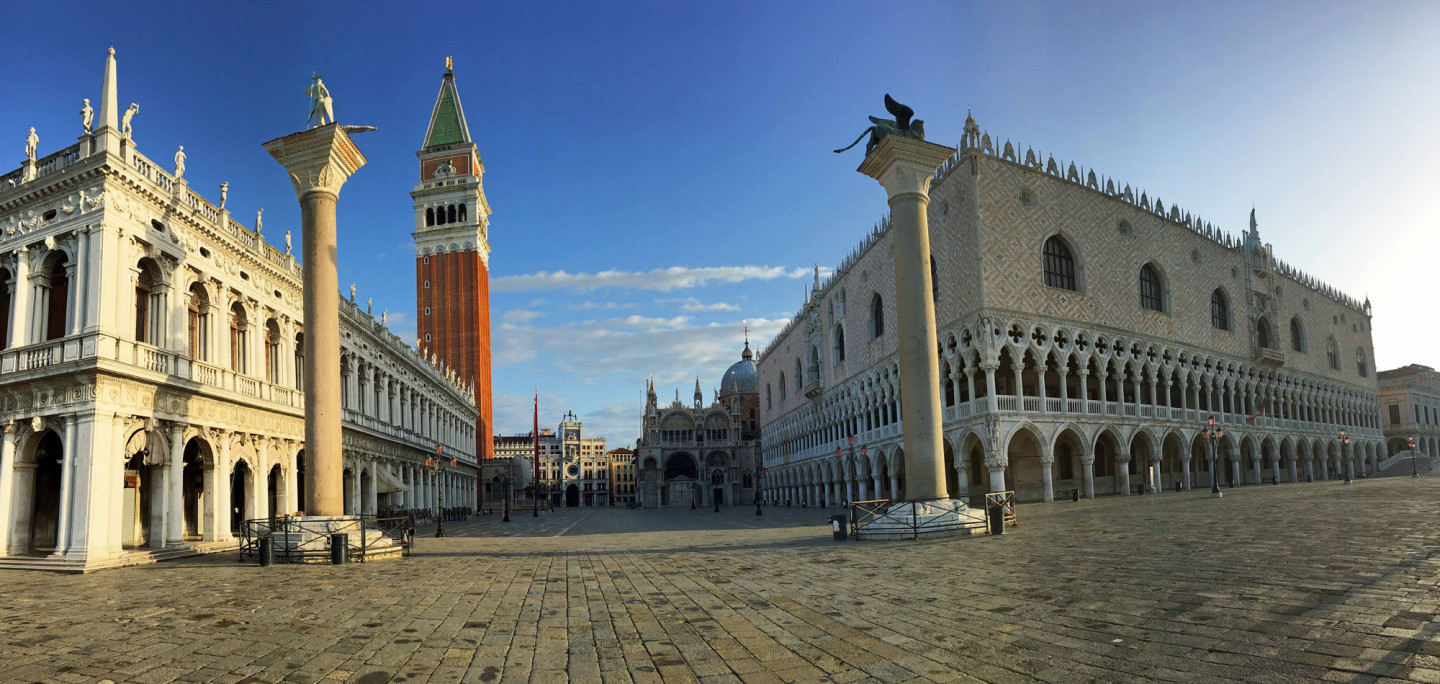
[855,121,955,502]
[263,122,369,517]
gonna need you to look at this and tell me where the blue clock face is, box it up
[567,464,579,477]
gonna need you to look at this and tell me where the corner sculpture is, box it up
[833,94,926,156]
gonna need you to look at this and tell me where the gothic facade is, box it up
[758,113,1384,505]
[636,343,760,507]
[0,48,479,571]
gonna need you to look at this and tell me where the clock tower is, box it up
[412,59,494,462]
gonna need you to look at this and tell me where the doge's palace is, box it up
[0,47,479,571]
[759,112,1384,506]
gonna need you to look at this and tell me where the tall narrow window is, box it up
[778,373,787,401]
[1256,318,1272,349]
[931,255,940,301]
[265,319,281,384]
[425,208,435,226]
[1042,236,1077,291]
[45,254,70,341]
[1325,337,1339,370]
[294,332,305,391]
[1356,348,1368,377]
[135,273,151,343]
[793,359,802,391]
[832,325,846,364]
[1210,289,1230,331]
[187,283,209,361]
[871,293,884,338]
[229,303,248,374]
[1139,264,1163,312]
[447,205,457,223]
[1289,316,1306,352]
[0,267,11,349]
[458,203,467,222]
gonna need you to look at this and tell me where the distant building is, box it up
[492,412,608,507]
[1378,364,1440,458]
[608,448,636,505]
[636,341,761,507]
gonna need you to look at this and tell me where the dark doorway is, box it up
[714,488,724,505]
[123,452,152,547]
[31,431,63,552]
[231,461,251,535]
[295,451,306,515]
[565,484,579,507]
[183,440,205,538]
[268,466,282,521]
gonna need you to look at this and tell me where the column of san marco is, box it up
[841,96,965,539]
[262,79,369,522]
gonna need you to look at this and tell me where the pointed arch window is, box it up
[1356,348,1368,377]
[1326,337,1339,370]
[425,208,435,227]
[294,332,305,391]
[229,302,248,374]
[187,283,209,360]
[778,373,787,401]
[1139,263,1165,312]
[458,203,467,222]
[871,293,884,339]
[832,324,846,364]
[793,358,802,392]
[447,205,457,223]
[765,384,772,410]
[1289,316,1307,352]
[1256,317,1274,350]
[1210,288,1231,331]
[1042,235,1078,291]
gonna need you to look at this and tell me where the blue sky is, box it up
[5,2,1440,446]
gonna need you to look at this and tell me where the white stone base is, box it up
[267,516,403,563]
[852,499,987,541]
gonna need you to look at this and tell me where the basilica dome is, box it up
[718,343,759,398]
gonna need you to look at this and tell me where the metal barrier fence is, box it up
[239,514,413,563]
[847,498,990,540]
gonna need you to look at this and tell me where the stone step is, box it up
[1374,455,1434,478]
[0,541,234,573]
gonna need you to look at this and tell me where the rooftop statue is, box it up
[24,127,38,162]
[80,99,93,134]
[306,74,333,129]
[121,103,139,141]
[173,145,186,179]
[833,94,925,157]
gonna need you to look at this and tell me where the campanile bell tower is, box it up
[412,58,494,461]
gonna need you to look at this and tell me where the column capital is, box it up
[857,135,956,199]
[262,123,369,200]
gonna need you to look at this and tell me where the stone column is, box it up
[1116,452,1131,495]
[0,423,17,554]
[983,365,999,413]
[165,424,184,546]
[264,124,368,518]
[52,416,78,557]
[985,458,1006,493]
[1180,454,1192,490]
[1039,454,1054,502]
[1150,457,1161,493]
[9,247,32,348]
[856,135,955,501]
[217,435,232,541]
[1251,455,1261,486]
[1081,453,1095,498]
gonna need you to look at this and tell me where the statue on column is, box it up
[121,103,139,142]
[80,99,94,133]
[306,75,334,128]
[833,94,926,156]
[24,127,38,162]
[350,283,356,301]
[284,230,292,255]
[255,208,263,234]
[173,146,186,179]
[219,182,228,210]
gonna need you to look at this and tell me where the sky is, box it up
[5,2,1440,447]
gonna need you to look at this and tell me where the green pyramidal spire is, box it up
[423,60,471,148]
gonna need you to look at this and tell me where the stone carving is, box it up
[367,298,373,315]
[381,309,387,325]
[24,128,38,162]
[284,230,292,255]
[255,208,263,234]
[307,75,334,128]
[121,103,139,141]
[219,182,228,210]
[173,146,186,179]
[80,99,93,133]
[833,94,925,157]
[350,283,356,301]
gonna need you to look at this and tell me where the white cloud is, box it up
[658,297,741,312]
[501,309,548,323]
[492,265,820,293]
[568,300,637,310]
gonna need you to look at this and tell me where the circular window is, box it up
[566,464,579,477]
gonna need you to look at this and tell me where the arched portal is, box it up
[565,484,580,507]
[1005,426,1045,502]
[942,438,957,497]
[231,460,253,535]
[29,431,64,553]
[122,450,154,547]
[295,450,306,514]
[181,438,208,539]
[663,453,697,507]
[268,465,283,521]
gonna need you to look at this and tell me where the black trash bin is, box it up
[330,532,349,565]
[258,536,273,567]
[829,514,848,541]
[987,499,1005,535]
[1071,488,1079,502]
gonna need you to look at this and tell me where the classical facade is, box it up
[759,113,1384,505]
[0,47,479,571]
[1379,364,1440,459]
[412,61,495,470]
[608,447,635,505]
[636,343,760,507]
[493,413,608,507]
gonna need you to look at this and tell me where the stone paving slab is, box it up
[3,478,1440,682]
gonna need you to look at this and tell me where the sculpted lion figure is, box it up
[834,94,925,156]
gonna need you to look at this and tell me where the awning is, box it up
[376,465,408,494]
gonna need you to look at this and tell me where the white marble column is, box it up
[51,416,78,557]
[0,423,17,554]
[165,425,184,546]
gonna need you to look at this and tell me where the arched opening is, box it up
[42,252,70,341]
[0,266,11,349]
[122,447,154,548]
[662,453,697,507]
[1093,430,1120,495]
[1256,318,1273,350]
[294,332,305,391]
[229,302,248,374]
[1053,427,1086,494]
[264,319,282,384]
[1005,427,1045,502]
[181,438,208,539]
[1042,235,1079,291]
[793,358,802,392]
[135,258,164,345]
[268,465,283,521]
[871,293,884,338]
[447,205,457,223]
[965,437,986,497]
[565,484,580,507]
[29,431,64,552]
[187,282,209,360]
[343,466,355,515]
[942,438,957,497]
[1210,289,1231,331]
[435,205,446,225]
[230,460,252,535]
[295,450,306,515]
[1139,263,1165,312]
[1289,316,1306,352]
[832,324,846,364]
[458,203,467,222]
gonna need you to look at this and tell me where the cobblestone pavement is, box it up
[5,477,1440,683]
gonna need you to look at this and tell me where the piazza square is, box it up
[4,2,1440,682]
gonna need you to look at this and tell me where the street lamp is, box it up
[1409,435,1419,478]
[1338,428,1352,484]
[501,474,511,522]
[425,446,458,537]
[1202,416,1223,498]
[712,468,723,512]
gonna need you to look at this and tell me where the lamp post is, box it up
[1338,428,1352,484]
[1202,416,1223,498]
[425,446,457,537]
[712,468,723,512]
[501,473,511,523]
[755,465,765,516]
[1409,435,1418,478]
